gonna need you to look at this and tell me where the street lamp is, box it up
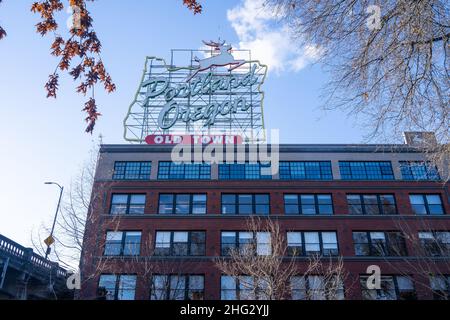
[44,181,64,260]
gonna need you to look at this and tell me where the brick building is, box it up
[79,139,450,300]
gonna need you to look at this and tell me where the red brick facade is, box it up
[79,145,450,300]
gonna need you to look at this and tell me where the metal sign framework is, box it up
[123,48,268,144]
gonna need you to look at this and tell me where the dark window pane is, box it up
[301,195,316,214]
[427,195,444,214]
[130,195,146,204]
[111,204,127,215]
[222,194,236,204]
[159,194,174,214]
[255,205,269,215]
[190,232,206,256]
[192,194,207,214]
[287,232,303,256]
[219,163,273,180]
[112,194,128,204]
[239,205,252,215]
[317,195,332,204]
[370,232,387,256]
[175,194,190,214]
[285,205,299,215]
[353,232,369,256]
[347,195,362,204]
[355,243,370,256]
[284,195,299,214]
[188,276,205,300]
[222,204,236,215]
[173,243,188,256]
[104,243,122,256]
[301,205,316,215]
[412,204,427,215]
[387,232,407,256]
[221,232,237,255]
[128,205,144,214]
[322,232,338,256]
[105,232,123,256]
[284,195,298,205]
[222,194,270,215]
[285,194,333,215]
[304,232,320,255]
[123,232,141,255]
[255,194,269,204]
[99,275,117,300]
[380,195,397,214]
[111,194,146,215]
[300,195,315,204]
[239,195,252,204]
[318,205,333,215]
[155,232,171,256]
[410,194,444,215]
[400,161,440,181]
[365,204,380,215]
[410,195,425,205]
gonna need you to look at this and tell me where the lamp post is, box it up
[44,182,64,260]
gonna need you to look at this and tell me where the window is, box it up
[221,194,270,215]
[400,161,440,181]
[110,194,146,215]
[113,162,151,180]
[154,231,205,256]
[409,194,444,215]
[430,275,450,300]
[290,276,345,300]
[221,232,271,256]
[279,162,333,180]
[219,163,272,180]
[284,194,333,215]
[98,274,136,300]
[360,275,416,300]
[104,231,141,256]
[353,231,407,256]
[347,194,397,215]
[150,275,204,300]
[158,194,207,214]
[220,276,269,300]
[339,161,394,180]
[158,162,210,180]
[419,232,450,256]
[287,232,338,256]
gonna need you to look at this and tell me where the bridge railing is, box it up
[0,234,67,279]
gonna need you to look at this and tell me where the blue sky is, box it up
[0,0,365,247]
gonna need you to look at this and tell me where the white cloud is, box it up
[227,0,319,74]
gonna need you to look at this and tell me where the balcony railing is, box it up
[0,234,67,278]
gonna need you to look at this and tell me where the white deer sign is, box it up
[187,40,246,81]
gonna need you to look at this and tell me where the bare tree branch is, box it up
[266,0,449,178]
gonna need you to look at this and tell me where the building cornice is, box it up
[99,143,426,154]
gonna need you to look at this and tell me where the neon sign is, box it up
[123,40,267,143]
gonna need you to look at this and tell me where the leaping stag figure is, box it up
[187,40,246,82]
